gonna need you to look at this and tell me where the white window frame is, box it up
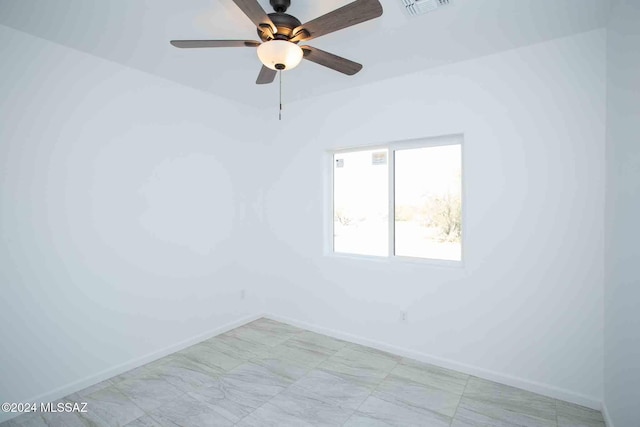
[326,134,465,267]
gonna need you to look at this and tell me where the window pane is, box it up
[394,145,462,261]
[333,149,388,256]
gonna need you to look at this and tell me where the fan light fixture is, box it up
[170,0,384,119]
[257,40,303,71]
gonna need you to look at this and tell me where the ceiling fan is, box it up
[170,0,384,85]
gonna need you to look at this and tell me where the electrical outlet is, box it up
[240,289,246,300]
[400,310,408,323]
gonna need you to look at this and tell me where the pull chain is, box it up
[278,70,282,121]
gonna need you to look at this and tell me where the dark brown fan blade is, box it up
[301,46,363,75]
[170,40,260,48]
[256,66,277,84]
[292,0,383,42]
[232,0,276,32]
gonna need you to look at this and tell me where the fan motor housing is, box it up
[258,12,302,41]
[270,0,291,13]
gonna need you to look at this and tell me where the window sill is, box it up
[326,252,464,269]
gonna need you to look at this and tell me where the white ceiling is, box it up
[0,0,610,107]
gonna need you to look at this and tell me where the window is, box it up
[331,136,462,263]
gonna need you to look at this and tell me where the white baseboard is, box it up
[601,401,614,427]
[0,313,263,424]
[265,313,603,411]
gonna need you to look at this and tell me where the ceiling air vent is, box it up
[401,0,451,16]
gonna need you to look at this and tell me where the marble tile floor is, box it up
[2,318,606,427]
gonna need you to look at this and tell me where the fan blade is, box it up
[292,0,383,42]
[232,0,276,32]
[170,40,260,48]
[301,46,363,75]
[256,65,277,84]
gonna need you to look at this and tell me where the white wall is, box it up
[0,21,613,419]
[604,1,640,425]
[260,29,607,407]
[0,25,268,419]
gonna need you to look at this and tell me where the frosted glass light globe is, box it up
[257,40,303,71]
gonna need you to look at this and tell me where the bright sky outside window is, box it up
[333,149,389,257]
[331,138,462,262]
[395,145,462,261]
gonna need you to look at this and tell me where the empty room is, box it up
[0,0,638,426]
